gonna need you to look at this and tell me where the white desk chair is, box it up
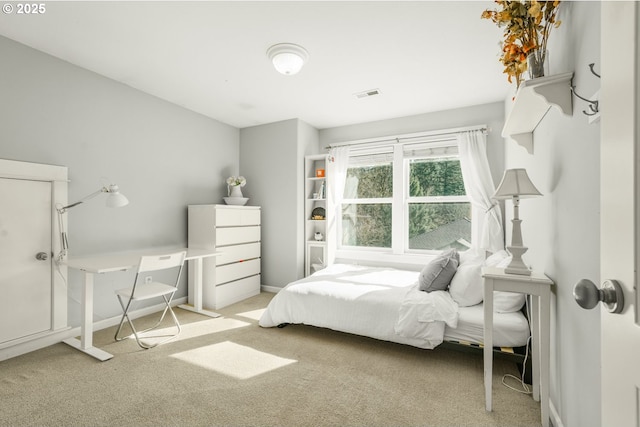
[114,251,187,349]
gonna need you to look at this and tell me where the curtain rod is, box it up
[325,124,489,150]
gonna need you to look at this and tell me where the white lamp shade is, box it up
[267,43,309,75]
[105,184,129,208]
[493,168,542,199]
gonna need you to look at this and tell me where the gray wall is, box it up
[240,119,319,288]
[0,36,239,325]
[502,2,601,426]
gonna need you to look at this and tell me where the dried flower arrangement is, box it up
[482,1,562,87]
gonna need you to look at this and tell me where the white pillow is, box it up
[448,250,486,306]
[449,250,501,307]
[449,250,527,312]
[494,290,526,313]
[484,250,526,313]
[483,250,509,267]
[449,261,483,306]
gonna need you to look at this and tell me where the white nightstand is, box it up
[482,267,554,427]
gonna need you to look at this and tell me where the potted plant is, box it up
[482,1,562,88]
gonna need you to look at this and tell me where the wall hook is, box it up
[571,86,599,116]
[571,62,601,119]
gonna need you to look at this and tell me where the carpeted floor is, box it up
[0,292,541,426]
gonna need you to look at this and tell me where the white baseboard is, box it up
[0,297,187,362]
[549,400,564,427]
[0,328,73,362]
[261,285,281,294]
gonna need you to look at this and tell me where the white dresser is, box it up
[188,204,261,309]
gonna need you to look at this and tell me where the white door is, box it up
[0,178,52,343]
[599,2,639,426]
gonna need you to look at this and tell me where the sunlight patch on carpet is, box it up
[170,341,297,379]
[119,317,251,345]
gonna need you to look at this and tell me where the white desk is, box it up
[63,247,219,361]
[482,267,554,427]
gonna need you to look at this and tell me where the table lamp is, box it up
[56,183,129,260]
[493,169,541,275]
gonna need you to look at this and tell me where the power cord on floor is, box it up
[501,296,532,395]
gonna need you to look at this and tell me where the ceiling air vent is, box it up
[354,88,381,99]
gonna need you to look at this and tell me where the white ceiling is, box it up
[0,1,509,129]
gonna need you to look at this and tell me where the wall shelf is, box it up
[502,72,574,154]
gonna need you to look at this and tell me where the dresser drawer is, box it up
[216,226,260,246]
[215,258,260,285]
[215,208,261,227]
[215,274,261,309]
[215,242,260,266]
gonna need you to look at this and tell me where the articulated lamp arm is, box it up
[56,188,105,214]
[55,184,129,261]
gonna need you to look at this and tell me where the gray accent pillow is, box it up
[419,249,460,292]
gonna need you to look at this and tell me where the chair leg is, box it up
[114,293,181,349]
[114,295,134,342]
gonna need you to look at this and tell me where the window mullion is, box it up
[392,145,404,254]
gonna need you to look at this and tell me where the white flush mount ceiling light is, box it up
[267,43,309,76]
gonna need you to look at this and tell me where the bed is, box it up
[259,250,530,353]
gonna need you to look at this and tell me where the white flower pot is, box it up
[229,185,243,198]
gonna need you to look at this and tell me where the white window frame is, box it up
[339,146,394,253]
[336,138,471,261]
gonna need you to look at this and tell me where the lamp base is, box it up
[505,245,531,276]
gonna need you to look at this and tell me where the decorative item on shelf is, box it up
[492,168,542,276]
[527,49,548,80]
[319,180,326,199]
[315,168,325,177]
[224,175,249,206]
[311,207,325,220]
[314,231,324,241]
[482,1,562,87]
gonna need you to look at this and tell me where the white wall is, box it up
[0,36,239,325]
[240,119,319,288]
[502,3,601,426]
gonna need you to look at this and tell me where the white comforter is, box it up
[259,264,459,349]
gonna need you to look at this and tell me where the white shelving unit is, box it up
[502,72,574,154]
[304,154,330,276]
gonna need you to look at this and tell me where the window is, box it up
[341,151,393,248]
[338,140,471,254]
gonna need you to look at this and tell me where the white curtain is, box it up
[457,130,504,253]
[326,146,350,264]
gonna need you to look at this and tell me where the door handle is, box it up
[573,279,624,314]
[35,252,49,261]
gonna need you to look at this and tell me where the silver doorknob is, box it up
[35,252,49,261]
[573,279,624,314]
